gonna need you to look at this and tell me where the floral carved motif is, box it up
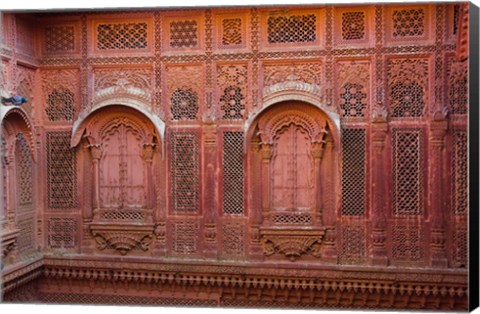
[387,58,429,117]
[262,62,324,101]
[260,228,325,261]
[263,62,322,86]
[94,68,152,104]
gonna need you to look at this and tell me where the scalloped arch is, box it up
[71,100,166,157]
[1,106,35,161]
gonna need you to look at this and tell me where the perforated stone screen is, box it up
[44,26,75,53]
[392,129,423,216]
[341,129,366,216]
[223,131,244,215]
[97,22,148,50]
[170,132,199,213]
[267,14,316,43]
[47,132,77,209]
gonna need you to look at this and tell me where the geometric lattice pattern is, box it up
[392,9,425,37]
[220,86,245,119]
[453,5,460,35]
[45,88,75,121]
[452,228,467,268]
[16,217,35,256]
[341,129,366,216]
[342,12,365,40]
[223,131,244,215]
[171,133,199,213]
[390,82,425,117]
[452,131,468,215]
[47,218,77,249]
[15,133,33,207]
[339,224,367,265]
[171,88,199,120]
[173,221,199,254]
[222,223,244,256]
[222,18,242,46]
[96,22,148,50]
[392,223,422,261]
[392,129,423,216]
[170,20,198,48]
[339,83,367,117]
[267,14,316,43]
[272,213,312,225]
[47,132,77,209]
[44,26,75,53]
[449,70,468,115]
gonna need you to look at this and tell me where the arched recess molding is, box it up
[71,100,165,158]
[1,106,35,161]
[247,101,340,262]
[71,105,160,256]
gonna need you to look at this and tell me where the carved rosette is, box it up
[90,224,155,255]
[260,228,326,261]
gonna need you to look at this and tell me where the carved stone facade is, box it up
[0,3,471,311]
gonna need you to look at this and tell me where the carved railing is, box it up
[93,208,154,223]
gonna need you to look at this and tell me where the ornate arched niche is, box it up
[1,106,35,263]
[247,101,339,261]
[72,105,160,255]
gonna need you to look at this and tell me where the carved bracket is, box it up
[2,228,20,260]
[90,223,155,255]
[260,228,325,261]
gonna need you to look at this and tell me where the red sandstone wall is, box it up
[0,3,469,270]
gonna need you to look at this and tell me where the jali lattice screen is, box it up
[47,131,77,209]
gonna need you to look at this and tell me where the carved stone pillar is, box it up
[203,122,218,258]
[370,121,389,266]
[429,117,448,267]
[311,141,325,224]
[260,142,273,226]
[88,144,102,215]
[321,137,336,262]
[141,143,156,212]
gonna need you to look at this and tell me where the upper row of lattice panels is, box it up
[11,4,460,57]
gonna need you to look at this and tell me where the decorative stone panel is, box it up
[452,131,467,215]
[335,59,370,119]
[260,9,324,50]
[392,129,424,216]
[341,128,366,216]
[94,20,151,52]
[170,132,200,213]
[93,67,152,104]
[334,7,374,47]
[339,223,367,264]
[47,132,77,209]
[42,69,79,122]
[47,217,77,249]
[385,5,433,45]
[387,58,429,118]
[42,23,79,55]
[216,64,248,119]
[166,65,203,120]
[447,59,468,115]
[222,131,244,215]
